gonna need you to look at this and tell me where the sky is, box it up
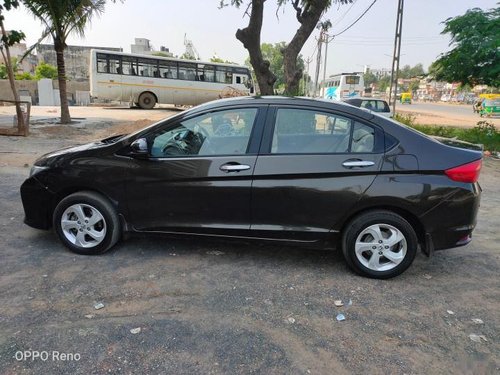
[5,0,497,77]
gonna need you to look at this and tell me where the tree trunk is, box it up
[54,41,71,124]
[0,19,27,135]
[235,0,276,95]
[283,0,329,96]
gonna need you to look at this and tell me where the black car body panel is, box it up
[21,96,482,255]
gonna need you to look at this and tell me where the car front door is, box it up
[250,106,385,242]
[124,106,266,235]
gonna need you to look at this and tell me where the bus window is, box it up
[196,64,215,82]
[138,58,157,77]
[122,56,137,75]
[179,62,196,81]
[97,54,108,73]
[108,55,121,74]
[159,61,177,79]
[215,66,232,84]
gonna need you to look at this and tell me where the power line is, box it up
[333,0,378,37]
[331,0,358,27]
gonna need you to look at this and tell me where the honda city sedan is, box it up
[21,97,482,278]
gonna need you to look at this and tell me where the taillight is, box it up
[445,159,482,183]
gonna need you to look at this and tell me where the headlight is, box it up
[30,165,49,177]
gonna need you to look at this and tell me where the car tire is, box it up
[53,191,121,255]
[342,210,418,279]
[138,92,156,109]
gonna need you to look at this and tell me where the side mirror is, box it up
[130,138,148,156]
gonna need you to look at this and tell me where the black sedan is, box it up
[21,97,482,278]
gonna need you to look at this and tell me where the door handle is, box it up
[342,160,375,168]
[219,163,251,172]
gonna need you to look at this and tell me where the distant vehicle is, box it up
[400,93,412,104]
[479,98,500,117]
[343,97,392,118]
[21,96,482,279]
[321,73,364,100]
[89,49,254,108]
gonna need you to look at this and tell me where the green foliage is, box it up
[0,63,6,79]
[430,7,499,87]
[179,52,198,60]
[22,0,106,48]
[395,115,500,152]
[363,70,377,87]
[34,61,58,79]
[399,64,425,79]
[14,71,33,79]
[377,76,391,93]
[245,42,305,88]
[151,52,172,58]
[392,112,416,126]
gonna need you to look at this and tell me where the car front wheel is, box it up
[53,191,121,255]
[342,210,418,279]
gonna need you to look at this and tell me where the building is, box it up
[131,37,173,57]
[1,35,37,74]
[36,44,123,81]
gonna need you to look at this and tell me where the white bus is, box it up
[89,49,254,108]
[320,73,364,100]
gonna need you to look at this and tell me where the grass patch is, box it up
[393,113,500,152]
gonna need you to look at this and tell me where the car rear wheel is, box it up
[138,92,156,109]
[53,191,121,255]
[342,210,417,279]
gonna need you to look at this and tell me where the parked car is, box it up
[21,97,482,279]
[343,97,392,118]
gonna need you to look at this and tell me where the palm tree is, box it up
[23,0,106,123]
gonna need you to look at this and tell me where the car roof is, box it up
[344,97,388,102]
[190,95,375,120]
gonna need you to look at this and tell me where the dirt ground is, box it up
[0,108,499,374]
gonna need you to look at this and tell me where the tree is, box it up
[363,70,378,87]
[245,42,305,92]
[430,7,499,87]
[23,0,107,123]
[0,0,28,135]
[221,0,351,95]
[34,61,58,80]
[179,52,198,60]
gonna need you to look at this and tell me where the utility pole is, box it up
[388,0,404,114]
[302,57,313,96]
[313,31,323,97]
[314,20,332,97]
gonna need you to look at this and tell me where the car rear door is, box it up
[250,105,385,242]
[124,105,267,235]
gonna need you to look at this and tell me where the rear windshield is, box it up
[345,76,360,84]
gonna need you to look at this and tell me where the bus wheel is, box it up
[138,92,156,109]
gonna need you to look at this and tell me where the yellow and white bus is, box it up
[89,49,254,108]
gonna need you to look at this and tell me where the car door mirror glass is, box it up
[130,138,148,154]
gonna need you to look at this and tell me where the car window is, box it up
[149,108,258,157]
[271,108,352,154]
[361,101,374,110]
[374,100,390,112]
[351,122,375,153]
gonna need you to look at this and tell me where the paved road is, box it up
[395,101,499,127]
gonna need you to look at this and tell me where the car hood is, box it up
[34,135,124,167]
